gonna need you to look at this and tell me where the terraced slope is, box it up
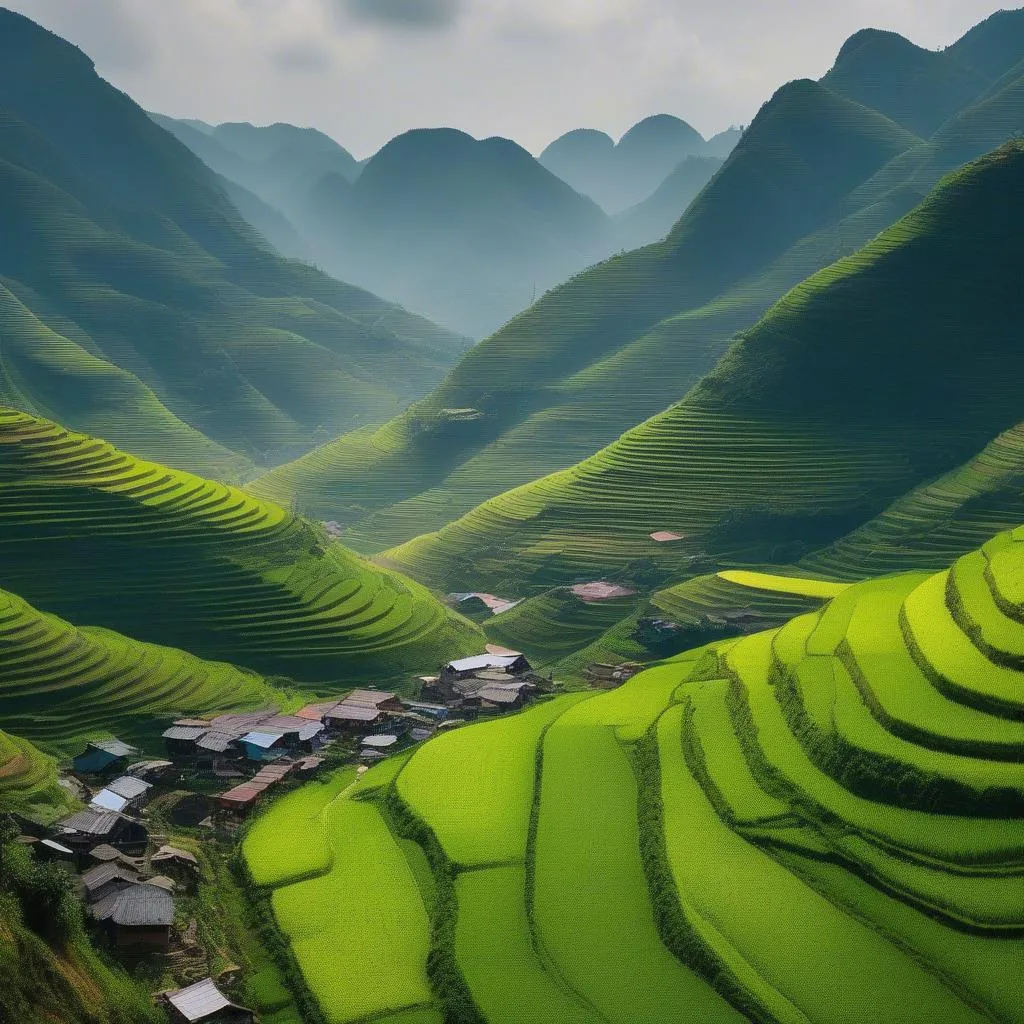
[246,528,1024,1023]
[802,421,1024,580]
[0,583,286,755]
[0,10,468,470]
[0,730,75,822]
[0,409,480,687]
[252,77,923,540]
[255,14,1024,552]
[382,141,1024,594]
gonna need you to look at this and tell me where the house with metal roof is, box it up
[56,809,148,860]
[164,977,254,1023]
[72,738,139,775]
[99,883,175,951]
[239,730,287,762]
[89,776,152,815]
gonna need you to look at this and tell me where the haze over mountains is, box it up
[157,112,737,337]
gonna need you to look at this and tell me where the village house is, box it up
[89,775,152,815]
[56,809,148,862]
[163,977,254,1024]
[72,738,139,776]
[81,861,141,906]
[151,845,200,890]
[94,882,175,952]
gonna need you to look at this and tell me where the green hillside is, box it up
[0,731,75,823]
[244,527,1024,1023]
[0,582,290,756]
[822,29,988,137]
[0,10,468,471]
[0,408,480,687]
[381,141,1024,594]
[251,78,925,542]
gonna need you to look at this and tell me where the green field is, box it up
[0,730,76,822]
[248,527,1024,1022]
[245,778,437,1023]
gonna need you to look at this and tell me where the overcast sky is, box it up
[6,0,1010,157]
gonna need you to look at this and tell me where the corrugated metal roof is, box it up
[326,704,379,721]
[446,654,521,672]
[298,722,325,741]
[88,843,121,862]
[59,809,121,835]
[260,715,308,732]
[107,776,151,800]
[361,734,399,748]
[92,739,137,757]
[162,726,207,741]
[90,790,129,813]
[166,978,238,1022]
[344,689,397,706]
[478,685,525,704]
[82,862,139,893]
[109,883,174,927]
[39,838,73,854]
[195,731,234,752]
[240,730,285,749]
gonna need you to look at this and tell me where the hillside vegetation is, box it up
[0,731,75,822]
[252,11,1024,553]
[381,140,1024,594]
[245,527,1024,1023]
[0,9,468,473]
[0,408,480,687]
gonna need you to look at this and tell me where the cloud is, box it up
[342,0,462,29]
[272,39,335,72]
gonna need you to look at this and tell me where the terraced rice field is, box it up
[247,527,1024,1023]
[245,774,437,1023]
[0,729,75,821]
[0,409,480,687]
[0,583,287,754]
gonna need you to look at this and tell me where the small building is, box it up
[81,861,141,904]
[56,810,148,859]
[162,726,208,759]
[344,690,404,713]
[478,681,531,710]
[89,776,152,815]
[72,739,139,776]
[151,845,200,888]
[401,700,449,721]
[298,721,327,752]
[441,654,531,682]
[360,734,399,759]
[324,703,382,730]
[98,883,175,952]
[585,662,642,689]
[239,730,287,762]
[164,977,254,1024]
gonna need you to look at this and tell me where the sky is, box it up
[5,0,1010,158]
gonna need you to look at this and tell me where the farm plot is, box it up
[454,865,602,1024]
[531,704,742,1024]
[250,784,435,1023]
[396,694,589,865]
[659,704,987,1024]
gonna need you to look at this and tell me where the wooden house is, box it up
[72,739,138,776]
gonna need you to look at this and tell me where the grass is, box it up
[0,409,481,688]
[658,704,986,1024]
[245,527,1024,1023]
[379,143,1024,597]
[395,695,589,866]
[0,730,76,822]
[716,570,849,599]
[531,703,742,1024]
[250,783,435,1023]
[453,865,601,1024]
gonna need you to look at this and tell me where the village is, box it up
[6,646,568,1023]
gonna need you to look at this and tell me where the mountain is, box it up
[539,114,724,212]
[614,155,725,249]
[250,78,922,545]
[244,526,1024,1023]
[290,127,616,337]
[252,11,1024,560]
[380,142,1024,595]
[822,28,989,137]
[0,10,469,472]
[0,408,481,686]
[152,113,362,231]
